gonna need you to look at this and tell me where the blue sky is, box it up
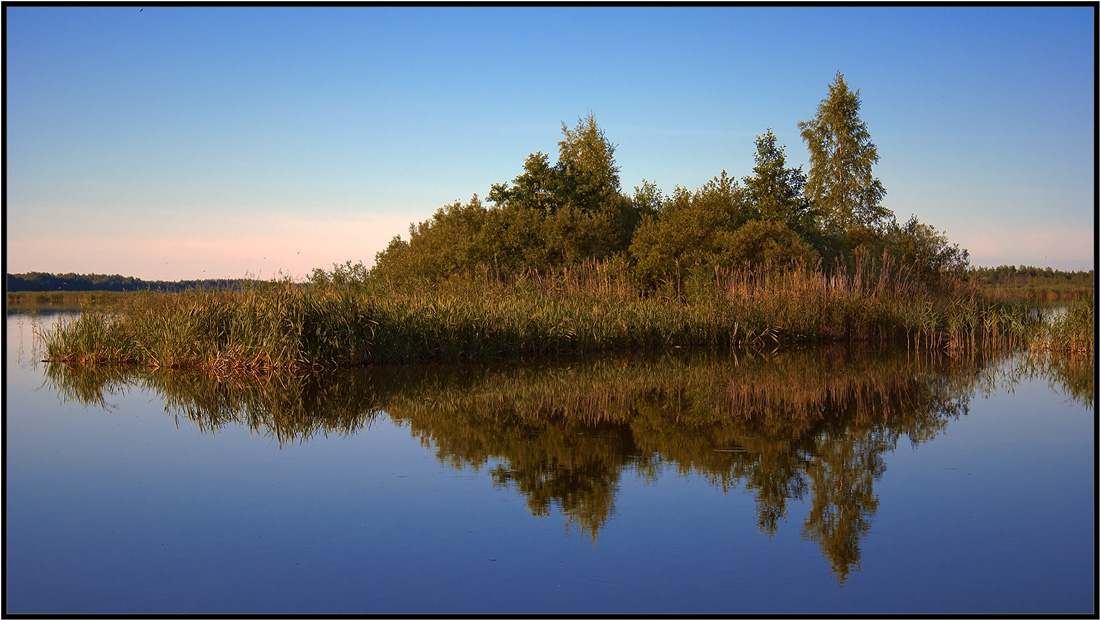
[5,5,1095,281]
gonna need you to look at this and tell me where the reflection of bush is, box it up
[46,346,1015,581]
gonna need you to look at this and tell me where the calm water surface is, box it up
[4,311,1095,614]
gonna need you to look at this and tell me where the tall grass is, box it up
[44,281,377,371]
[42,258,1055,371]
[1028,295,1094,355]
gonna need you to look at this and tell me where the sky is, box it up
[4,4,1096,281]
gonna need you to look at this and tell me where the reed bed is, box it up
[1028,295,1094,355]
[42,259,1052,372]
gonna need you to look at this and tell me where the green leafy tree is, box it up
[370,235,414,280]
[484,113,638,272]
[555,112,622,214]
[630,179,664,219]
[370,194,490,281]
[487,151,560,214]
[720,219,818,270]
[742,129,813,233]
[881,215,970,288]
[541,113,637,266]
[628,172,749,287]
[629,186,694,286]
[798,73,890,242]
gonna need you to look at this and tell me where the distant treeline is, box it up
[5,271,258,293]
[971,265,1094,289]
[9,265,1091,297]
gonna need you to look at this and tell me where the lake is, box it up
[4,310,1095,615]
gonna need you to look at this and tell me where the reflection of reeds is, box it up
[142,370,383,443]
[1006,349,1095,412]
[44,362,384,444]
[43,362,134,410]
[41,260,1050,371]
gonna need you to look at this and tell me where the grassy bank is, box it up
[40,259,1060,372]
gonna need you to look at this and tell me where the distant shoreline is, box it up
[7,264,1093,297]
[5,272,264,294]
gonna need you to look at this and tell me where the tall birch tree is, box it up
[798,73,889,237]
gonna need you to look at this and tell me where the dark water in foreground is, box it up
[4,312,1095,615]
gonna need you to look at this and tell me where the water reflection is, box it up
[1008,352,1094,410]
[39,345,1084,583]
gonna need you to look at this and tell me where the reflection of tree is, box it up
[356,347,993,573]
[395,394,639,542]
[801,427,886,582]
[487,422,633,542]
[45,345,1024,581]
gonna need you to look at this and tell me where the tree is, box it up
[881,215,970,289]
[798,73,890,238]
[555,112,622,214]
[628,172,750,287]
[487,112,621,218]
[742,129,814,235]
[720,219,818,270]
[482,113,639,272]
[370,194,491,281]
[487,151,560,214]
[630,179,664,220]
